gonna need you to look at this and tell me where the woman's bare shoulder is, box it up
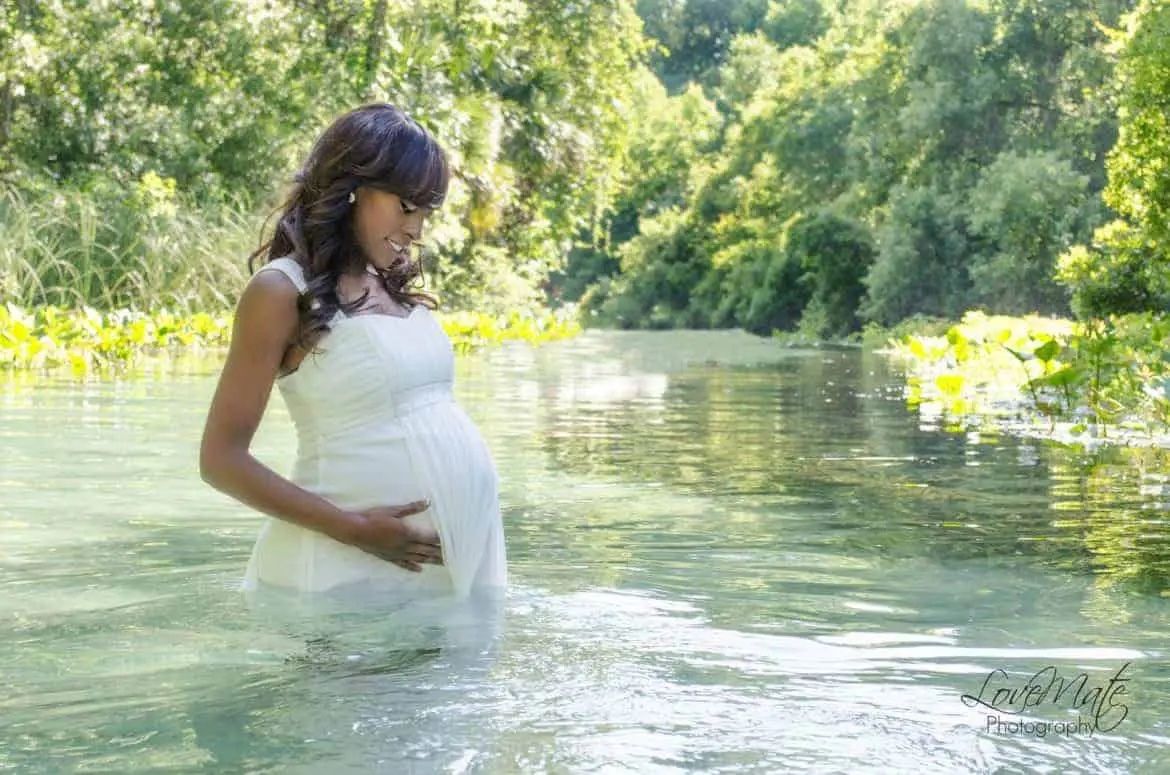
[246,264,301,303]
[235,266,301,342]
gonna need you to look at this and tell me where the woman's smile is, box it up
[383,236,411,263]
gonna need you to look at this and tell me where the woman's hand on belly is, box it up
[337,499,444,572]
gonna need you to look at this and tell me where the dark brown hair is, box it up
[248,102,450,351]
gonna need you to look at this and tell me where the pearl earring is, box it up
[348,191,356,204]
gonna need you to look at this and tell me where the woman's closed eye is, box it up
[401,199,437,217]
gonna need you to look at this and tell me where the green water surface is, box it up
[2,330,1169,773]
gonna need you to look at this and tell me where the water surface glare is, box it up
[2,330,1169,772]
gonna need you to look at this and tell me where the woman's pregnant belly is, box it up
[303,401,498,517]
[273,401,500,593]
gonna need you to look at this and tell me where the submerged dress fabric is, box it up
[241,257,507,600]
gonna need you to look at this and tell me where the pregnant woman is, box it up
[199,103,506,601]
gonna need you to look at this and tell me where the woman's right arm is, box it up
[198,269,439,571]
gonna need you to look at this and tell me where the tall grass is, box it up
[0,173,583,375]
[0,175,256,313]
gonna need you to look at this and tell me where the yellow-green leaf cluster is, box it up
[0,303,231,376]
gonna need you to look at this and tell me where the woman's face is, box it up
[351,186,432,272]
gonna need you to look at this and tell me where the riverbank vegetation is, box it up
[875,0,1170,446]
[3,0,1168,401]
[570,0,1150,336]
[0,301,578,376]
[886,311,1170,447]
[1,0,642,373]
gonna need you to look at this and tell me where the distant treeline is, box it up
[567,0,1170,336]
[2,1,1167,332]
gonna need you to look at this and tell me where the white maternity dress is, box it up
[241,256,507,601]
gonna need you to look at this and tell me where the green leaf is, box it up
[1034,339,1060,361]
[1034,365,1087,388]
[935,373,964,397]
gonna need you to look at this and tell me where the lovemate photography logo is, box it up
[961,662,1132,737]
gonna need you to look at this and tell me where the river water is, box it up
[2,329,1168,772]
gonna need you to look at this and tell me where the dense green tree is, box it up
[1057,0,1170,317]
[584,0,1135,334]
[0,0,650,314]
[966,150,1099,314]
[2,0,1160,330]
[791,210,875,337]
[635,0,770,91]
[861,183,973,324]
[552,71,722,304]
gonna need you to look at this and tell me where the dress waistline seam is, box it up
[293,386,455,444]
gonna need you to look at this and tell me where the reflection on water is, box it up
[2,330,1170,772]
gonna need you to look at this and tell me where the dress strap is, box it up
[258,256,308,294]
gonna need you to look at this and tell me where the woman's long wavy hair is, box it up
[247,103,450,352]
